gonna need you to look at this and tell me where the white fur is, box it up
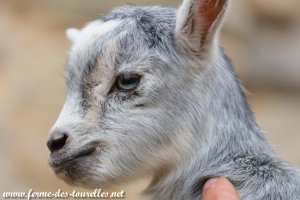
[71,20,121,50]
[49,94,83,135]
[66,28,81,43]
[175,0,194,35]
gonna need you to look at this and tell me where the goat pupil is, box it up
[118,74,140,91]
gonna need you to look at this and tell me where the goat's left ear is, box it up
[176,0,230,51]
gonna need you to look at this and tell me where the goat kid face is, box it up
[48,0,229,187]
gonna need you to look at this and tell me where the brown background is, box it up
[0,0,299,199]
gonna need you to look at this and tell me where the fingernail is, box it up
[203,177,219,190]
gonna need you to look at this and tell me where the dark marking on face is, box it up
[100,6,176,49]
[80,58,100,111]
[111,90,142,103]
[137,14,163,48]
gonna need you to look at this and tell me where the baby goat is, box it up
[48,0,300,199]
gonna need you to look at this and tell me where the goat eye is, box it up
[117,74,141,91]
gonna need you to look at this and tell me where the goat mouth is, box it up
[49,146,96,169]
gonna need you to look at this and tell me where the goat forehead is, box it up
[76,20,122,45]
[66,6,177,93]
[66,20,127,89]
[101,6,176,48]
[69,19,123,68]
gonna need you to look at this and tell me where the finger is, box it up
[201,177,240,200]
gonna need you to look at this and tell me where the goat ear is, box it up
[176,0,229,51]
[65,28,81,43]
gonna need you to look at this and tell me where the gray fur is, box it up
[48,0,300,199]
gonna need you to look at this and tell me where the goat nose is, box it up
[47,132,68,153]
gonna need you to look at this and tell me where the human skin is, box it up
[202,177,240,200]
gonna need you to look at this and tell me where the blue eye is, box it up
[117,74,141,91]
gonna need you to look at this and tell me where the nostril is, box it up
[47,133,68,153]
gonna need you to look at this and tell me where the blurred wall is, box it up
[0,0,299,199]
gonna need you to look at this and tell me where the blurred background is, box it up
[0,0,299,199]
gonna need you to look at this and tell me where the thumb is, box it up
[201,177,240,200]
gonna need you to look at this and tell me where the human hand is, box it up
[201,177,240,200]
